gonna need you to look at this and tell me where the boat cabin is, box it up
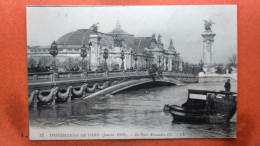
[182,89,237,111]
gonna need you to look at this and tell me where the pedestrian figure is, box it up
[224,79,231,92]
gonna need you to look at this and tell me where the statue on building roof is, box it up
[90,22,99,33]
[168,39,175,50]
[158,34,161,44]
[203,20,214,31]
[116,20,121,29]
[152,33,156,39]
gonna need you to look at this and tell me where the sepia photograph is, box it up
[27,5,237,140]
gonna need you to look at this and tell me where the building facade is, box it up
[27,21,183,72]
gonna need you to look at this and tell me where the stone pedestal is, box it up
[203,66,215,73]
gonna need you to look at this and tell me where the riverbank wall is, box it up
[198,72,237,83]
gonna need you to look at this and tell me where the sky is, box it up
[27,5,237,64]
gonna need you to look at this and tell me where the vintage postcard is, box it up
[27,5,237,140]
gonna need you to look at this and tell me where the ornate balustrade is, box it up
[28,71,199,83]
[163,72,199,83]
[28,70,149,83]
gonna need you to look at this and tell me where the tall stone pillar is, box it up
[201,20,216,73]
[89,34,101,71]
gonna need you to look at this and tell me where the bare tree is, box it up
[228,54,237,67]
[63,58,74,71]
[38,56,51,67]
[28,57,37,68]
[62,58,82,71]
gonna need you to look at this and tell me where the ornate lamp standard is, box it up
[134,52,138,70]
[145,55,149,69]
[158,55,161,68]
[130,50,134,70]
[80,44,88,71]
[49,41,58,72]
[120,50,125,71]
[113,34,123,47]
[182,61,185,73]
[103,48,109,70]
[199,59,204,72]
[192,64,195,74]
[172,52,177,72]
[176,53,180,73]
[165,57,168,71]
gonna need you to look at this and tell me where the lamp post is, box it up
[103,48,109,70]
[49,41,58,72]
[158,56,161,68]
[182,61,184,73]
[80,44,88,71]
[176,55,180,73]
[165,57,168,71]
[145,56,149,69]
[173,52,177,72]
[199,59,204,72]
[185,62,189,74]
[113,35,123,47]
[134,52,138,70]
[120,50,125,71]
[130,50,134,70]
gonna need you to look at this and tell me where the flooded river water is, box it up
[29,81,237,139]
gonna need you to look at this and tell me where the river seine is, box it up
[29,81,237,139]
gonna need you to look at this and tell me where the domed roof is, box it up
[108,20,133,36]
[56,29,114,48]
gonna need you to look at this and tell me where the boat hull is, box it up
[171,110,230,124]
[168,89,237,124]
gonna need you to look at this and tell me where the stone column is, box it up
[202,31,216,73]
[89,34,100,71]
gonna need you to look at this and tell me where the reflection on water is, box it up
[29,81,237,138]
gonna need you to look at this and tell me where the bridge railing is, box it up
[163,72,199,83]
[162,72,196,77]
[28,70,149,83]
[28,70,199,83]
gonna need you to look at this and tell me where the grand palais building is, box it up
[27,21,183,72]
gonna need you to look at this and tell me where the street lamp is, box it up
[158,56,161,68]
[182,61,185,73]
[176,53,181,72]
[49,40,58,72]
[80,44,88,71]
[120,50,125,70]
[199,59,204,72]
[113,34,123,47]
[134,52,138,70]
[165,57,168,71]
[103,48,109,70]
[185,62,189,73]
[172,55,175,72]
[145,56,149,69]
[130,50,134,70]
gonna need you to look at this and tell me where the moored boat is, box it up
[169,89,237,123]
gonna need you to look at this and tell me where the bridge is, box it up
[28,71,198,107]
